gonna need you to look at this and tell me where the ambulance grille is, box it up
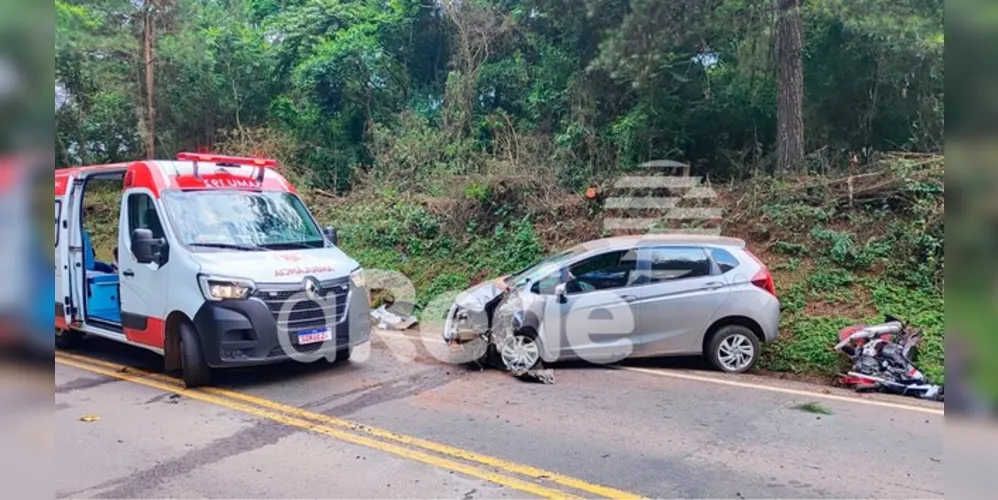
[252,278,350,334]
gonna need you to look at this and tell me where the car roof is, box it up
[573,234,746,253]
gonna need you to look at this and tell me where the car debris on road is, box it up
[370,304,418,330]
[511,366,555,384]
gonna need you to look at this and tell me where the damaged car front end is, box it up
[442,278,508,362]
[442,248,583,380]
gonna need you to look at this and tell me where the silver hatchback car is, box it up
[443,235,780,373]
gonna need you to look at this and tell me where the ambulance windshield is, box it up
[162,190,324,250]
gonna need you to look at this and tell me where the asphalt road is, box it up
[56,330,944,499]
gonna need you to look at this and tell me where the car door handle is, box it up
[704,281,724,290]
[621,294,638,303]
[122,269,135,278]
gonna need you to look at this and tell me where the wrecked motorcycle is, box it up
[833,315,943,401]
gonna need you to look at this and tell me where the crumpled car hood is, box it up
[452,276,510,313]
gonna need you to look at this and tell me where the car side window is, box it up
[565,249,639,294]
[531,273,562,295]
[646,247,712,283]
[709,248,740,273]
[127,193,166,240]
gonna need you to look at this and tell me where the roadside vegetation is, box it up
[309,153,944,384]
[61,0,944,384]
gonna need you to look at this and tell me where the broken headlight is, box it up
[449,307,487,338]
[349,267,366,289]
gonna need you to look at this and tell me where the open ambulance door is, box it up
[56,174,81,328]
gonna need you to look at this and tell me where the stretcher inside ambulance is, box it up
[55,153,371,387]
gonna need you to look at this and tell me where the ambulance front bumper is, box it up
[192,284,371,368]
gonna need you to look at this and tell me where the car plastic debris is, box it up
[370,305,418,330]
[510,366,555,384]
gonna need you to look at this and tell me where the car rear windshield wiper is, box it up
[189,242,267,251]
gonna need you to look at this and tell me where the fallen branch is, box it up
[312,188,338,199]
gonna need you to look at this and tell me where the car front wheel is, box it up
[497,332,541,373]
[707,325,760,373]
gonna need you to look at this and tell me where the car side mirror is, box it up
[324,226,338,246]
[131,228,165,265]
[555,283,568,303]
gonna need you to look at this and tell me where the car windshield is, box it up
[162,190,324,250]
[507,246,585,288]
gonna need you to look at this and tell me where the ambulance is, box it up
[55,153,371,386]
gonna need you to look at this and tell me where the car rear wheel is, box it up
[179,322,211,387]
[707,325,760,373]
[498,332,541,372]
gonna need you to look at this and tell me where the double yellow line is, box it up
[55,352,644,500]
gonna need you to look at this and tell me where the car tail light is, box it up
[745,250,777,297]
[751,268,776,296]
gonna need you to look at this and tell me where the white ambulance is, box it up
[55,153,371,386]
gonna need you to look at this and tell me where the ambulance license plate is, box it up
[297,328,332,345]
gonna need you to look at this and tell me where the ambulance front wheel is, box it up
[179,322,211,387]
[326,346,353,365]
[55,329,84,350]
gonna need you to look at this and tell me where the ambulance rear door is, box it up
[56,173,81,327]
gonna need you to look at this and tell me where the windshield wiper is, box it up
[189,242,267,251]
[261,240,325,250]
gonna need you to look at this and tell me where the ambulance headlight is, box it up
[199,275,256,301]
[349,268,365,289]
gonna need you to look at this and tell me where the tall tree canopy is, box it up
[55,0,943,189]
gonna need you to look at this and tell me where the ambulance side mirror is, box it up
[324,226,338,246]
[131,228,165,265]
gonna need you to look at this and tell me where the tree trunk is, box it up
[143,0,157,159]
[775,0,804,174]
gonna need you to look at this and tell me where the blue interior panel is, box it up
[87,273,121,324]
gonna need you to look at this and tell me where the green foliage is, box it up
[773,241,806,256]
[771,257,801,272]
[80,179,124,258]
[754,157,943,382]
[762,269,942,381]
[868,282,944,382]
[793,402,834,415]
[464,182,491,203]
[805,265,856,292]
[765,203,833,229]
[947,292,998,407]
[777,281,807,316]
[56,0,943,182]
[810,228,890,270]
[467,217,544,274]
[321,192,544,312]
[761,316,852,374]
[368,111,480,192]
[332,194,442,256]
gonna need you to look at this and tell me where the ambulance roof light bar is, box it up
[176,152,278,182]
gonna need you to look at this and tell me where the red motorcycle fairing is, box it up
[837,325,893,387]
